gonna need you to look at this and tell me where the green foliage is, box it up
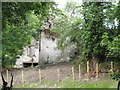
[107,35,120,58]
[109,70,120,81]
[81,2,112,61]
[101,28,120,59]
[2,1,120,68]
[52,2,83,53]
[2,2,56,28]
[25,11,40,40]
[2,2,57,68]
[100,1,120,60]
[2,25,31,67]
[53,2,120,64]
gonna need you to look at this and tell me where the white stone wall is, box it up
[40,32,76,64]
[16,32,76,67]
[16,39,39,68]
[40,32,61,64]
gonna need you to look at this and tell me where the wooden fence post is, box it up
[111,61,113,72]
[22,71,24,83]
[39,69,42,83]
[72,66,75,80]
[87,61,89,79]
[58,69,60,82]
[6,70,8,82]
[79,64,81,80]
[96,63,99,78]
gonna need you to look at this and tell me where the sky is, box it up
[54,0,67,9]
[54,0,83,9]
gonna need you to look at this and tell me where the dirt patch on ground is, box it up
[0,62,108,87]
[0,62,73,86]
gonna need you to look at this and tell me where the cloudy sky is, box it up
[54,0,83,9]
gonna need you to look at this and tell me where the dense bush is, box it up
[109,70,120,81]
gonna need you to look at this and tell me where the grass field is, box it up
[16,76,118,88]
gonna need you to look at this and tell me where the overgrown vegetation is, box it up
[53,1,120,62]
[52,2,120,80]
[2,2,56,68]
[2,1,120,80]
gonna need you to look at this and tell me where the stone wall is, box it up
[16,31,76,67]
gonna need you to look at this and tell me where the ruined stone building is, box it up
[15,17,76,68]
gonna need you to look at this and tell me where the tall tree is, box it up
[53,2,120,62]
[82,2,110,62]
[2,2,56,68]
